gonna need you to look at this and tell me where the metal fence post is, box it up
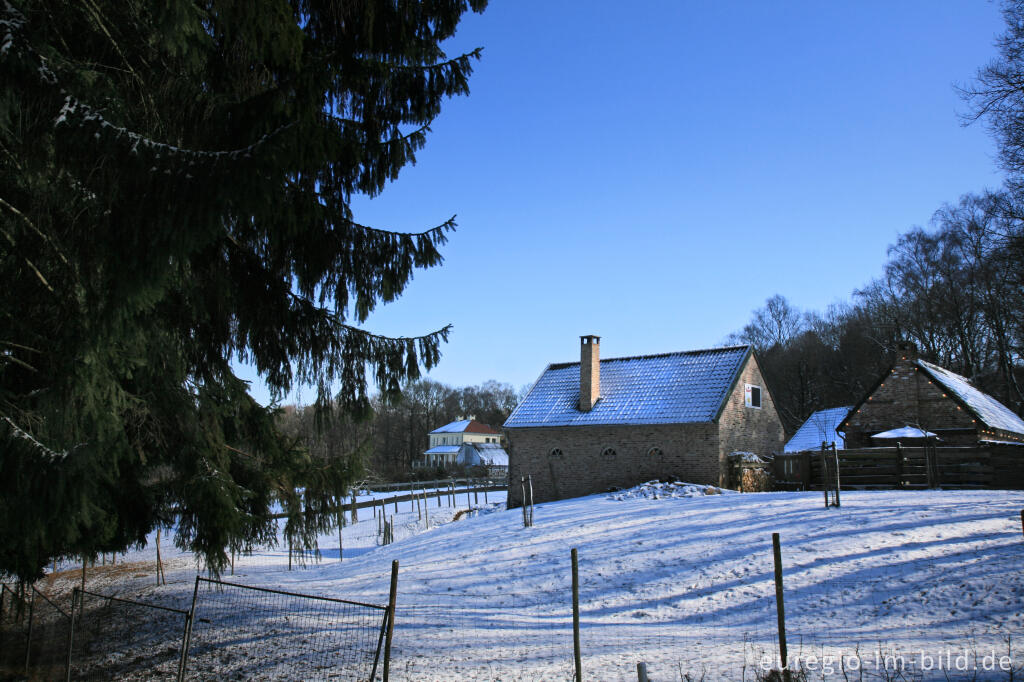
[177,575,201,682]
[65,588,78,682]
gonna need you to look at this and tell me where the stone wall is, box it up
[504,422,719,506]
[843,355,978,448]
[717,355,787,483]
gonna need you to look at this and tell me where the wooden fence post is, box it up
[521,477,528,527]
[637,662,649,682]
[571,548,582,682]
[383,559,399,682]
[832,443,840,507]
[154,524,162,585]
[528,475,535,526]
[821,442,828,507]
[896,442,904,489]
[772,532,789,681]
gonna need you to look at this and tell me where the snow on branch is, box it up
[1,415,76,463]
[1,4,290,167]
[54,96,294,164]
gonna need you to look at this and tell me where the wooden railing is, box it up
[774,443,1024,490]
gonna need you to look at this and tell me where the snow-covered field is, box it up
[32,485,1024,680]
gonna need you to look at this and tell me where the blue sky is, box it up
[241,1,1007,406]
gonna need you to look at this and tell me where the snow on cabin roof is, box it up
[872,426,937,439]
[457,442,509,467]
[429,419,499,435]
[916,360,1024,436]
[784,406,852,452]
[504,345,751,428]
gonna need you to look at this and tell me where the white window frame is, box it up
[744,384,762,409]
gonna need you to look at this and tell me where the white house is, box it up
[418,419,503,469]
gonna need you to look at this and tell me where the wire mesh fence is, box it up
[19,586,72,681]
[181,576,391,681]
[383,533,1024,681]
[68,588,190,680]
[776,558,1024,680]
[6,542,1024,681]
[0,583,30,677]
[387,571,579,681]
[7,487,1024,681]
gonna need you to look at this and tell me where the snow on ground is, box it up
[35,484,1024,680]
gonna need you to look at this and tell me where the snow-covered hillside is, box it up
[42,486,1024,680]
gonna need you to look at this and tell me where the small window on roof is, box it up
[745,384,762,409]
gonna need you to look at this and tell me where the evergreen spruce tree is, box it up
[0,0,487,581]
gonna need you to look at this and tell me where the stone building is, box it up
[838,345,1024,448]
[503,336,786,505]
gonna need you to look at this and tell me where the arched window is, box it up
[549,448,564,459]
[648,447,664,458]
[601,447,617,458]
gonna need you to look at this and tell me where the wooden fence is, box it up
[267,477,508,520]
[774,443,1024,491]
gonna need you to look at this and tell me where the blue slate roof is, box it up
[784,406,852,452]
[504,345,751,428]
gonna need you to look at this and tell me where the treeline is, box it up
[731,0,1024,438]
[732,190,1024,433]
[278,379,520,480]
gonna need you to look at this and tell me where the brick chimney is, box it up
[579,335,600,411]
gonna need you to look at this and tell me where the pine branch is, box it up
[0,196,71,267]
[1,415,75,462]
[55,95,296,165]
[2,7,291,166]
[343,214,456,239]
[354,47,484,75]
[0,222,55,293]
